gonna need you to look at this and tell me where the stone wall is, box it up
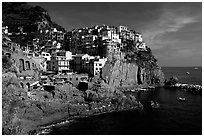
[3,48,43,79]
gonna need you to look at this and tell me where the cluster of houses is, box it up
[2,24,148,78]
[24,50,107,77]
[66,25,147,56]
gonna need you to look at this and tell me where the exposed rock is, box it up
[164,76,179,86]
[2,70,144,135]
[2,3,164,134]
[165,82,202,94]
[102,59,164,88]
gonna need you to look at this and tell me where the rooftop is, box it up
[72,54,87,57]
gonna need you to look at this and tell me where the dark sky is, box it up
[30,2,202,67]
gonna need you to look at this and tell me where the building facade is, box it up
[49,51,72,73]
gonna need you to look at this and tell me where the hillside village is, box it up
[3,23,150,90]
[2,3,167,135]
[2,2,202,135]
[3,22,156,133]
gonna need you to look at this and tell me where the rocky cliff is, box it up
[2,3,164,135]
[2,70,143,135]
[2,45,143,134]
[101,44,165,88]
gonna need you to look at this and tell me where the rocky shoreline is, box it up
[166,83,202,93]
[32,80,201,135]
[33,102,143,135]
[164,77,202,93]
[3,70,201,135]
[2,71,146,135]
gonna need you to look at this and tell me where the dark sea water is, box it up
[162,67,202,85]
[44,67,202,135]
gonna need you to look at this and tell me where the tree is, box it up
[2,55,13,69]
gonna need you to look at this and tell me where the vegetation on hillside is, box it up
[2,2,66,46]
[121,39,158,69]
[3,2,65,31]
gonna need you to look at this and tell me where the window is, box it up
[25,61,30,70]
[6,53,11,58]
[99,64,102,66]
[19,59,25,71]
[32,63,35,68]
[76,77,78,81]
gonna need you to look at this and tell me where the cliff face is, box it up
[2,43,144,134]
[102,60,164,88]
[101,45,165,88]
[2,69,143,135]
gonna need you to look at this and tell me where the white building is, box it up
[52,28,58,33]
[81,35,98,46]
[41,52,51,61]
[136,32,143,42]
[2,26,8,35]
[137,42,147,50]
[101,28,121,43]
[72,54,107,76]
[81,56,107,76]
[93,58,107,76]
[50,51,72,73]
[129,31,136,41]
[56,42,61,49]
[118,25,128,32]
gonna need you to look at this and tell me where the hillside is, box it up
[100,36,164,88]
[2,2,66,46]
[101,48,164,88]
[2,3,164,135]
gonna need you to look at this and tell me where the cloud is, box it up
[164,17,198,32]
[143,10,199,43]
[174,48,202,58]
[140,3,201,66]
[158,10,198,33]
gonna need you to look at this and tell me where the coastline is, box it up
[31,82,202,135]
[3,69,201,135]
[34,105,143,135]
[2,2,201,135]
[164,83,202,93]
[28,100,143,135]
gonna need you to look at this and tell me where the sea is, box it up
[39,67,202,135]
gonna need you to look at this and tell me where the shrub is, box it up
[2,55,13,70]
